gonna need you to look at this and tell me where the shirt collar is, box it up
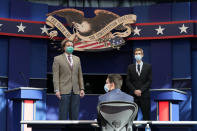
[136,61,143,66]
[64,53,72,57]
[110,88,121,93]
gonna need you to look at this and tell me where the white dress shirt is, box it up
[136,61,143,76]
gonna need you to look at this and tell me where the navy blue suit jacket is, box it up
[98,89,134,104]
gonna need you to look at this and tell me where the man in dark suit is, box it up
[98,74,134,104]
[52,39,85,120]
[126,48,152,120]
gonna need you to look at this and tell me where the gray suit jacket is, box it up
[52,53,84,94]
[98,89,134,104]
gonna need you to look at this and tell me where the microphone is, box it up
[19,72,29,87]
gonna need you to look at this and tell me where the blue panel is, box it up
[150,95,157,120]
[74,43,133,74]
[133,5,149,23]
[179,90,191,120]
[79,95,98,120]
[172,39,191,79]
[35,90,46,120]
[30,39,47,78]
[31,2,48,21]
[191,2,197,20]
[7,100,13,131]
[152,91,186,101]
[149,3,172,22]
[172,2,191,21]
[8,38,30,89]
[48,5,64,14]
[6,89,43,100]
[0,37,8,77]
[192,39,197,50]
[132,40,151,63]
[10,0,31,20]
[192,50,197,121]
[46,94,99,120]
[151,40,172,89]
[0,0,10,18]
[13,101,22,131]
[46,94,59,120]
[0,88,7,131]
[100,7,132,16]
[171,102,179,121]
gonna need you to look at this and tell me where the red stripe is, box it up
[74,43,81,46]
[134,20,196,26]
[0,17,196,27]
[1,17,196,26]
[127,35,194,40]
[24,100,34,104]
[75,41,94,46]
[76,42,99,48]
[92,45,105,48]
[0,32,64,40]
[159,101,169,121]
[91,42,111,49]
[0,33,194,41]
[0,17,45,24]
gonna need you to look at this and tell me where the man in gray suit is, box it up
[52,39,85,120]
[98,74,134,104]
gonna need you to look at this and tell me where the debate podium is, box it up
[151,89,187,121]
[5,87,45,131]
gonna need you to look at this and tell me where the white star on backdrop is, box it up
[133,26,142,36]
[17,23,26,32]
[40,25,49,34]
[179,24,189,34]
[0,24,2,30]
[155,26,165,35]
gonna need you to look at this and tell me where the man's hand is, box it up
[134,90,142,96]
[80,90,85,98]
[56,91,61,100]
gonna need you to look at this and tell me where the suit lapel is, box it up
[140,63,146,77]
[72,55,77,70]
[61,54,72,70]
[133,64,139,77]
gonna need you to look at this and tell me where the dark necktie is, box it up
[137,64,140,73]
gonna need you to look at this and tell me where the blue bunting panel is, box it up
[0,17,196,40]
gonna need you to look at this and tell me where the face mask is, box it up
[66,46,74,54]
[104,84,109,92]
[135,55,142,61]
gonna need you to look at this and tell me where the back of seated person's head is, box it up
[107,74,123,90]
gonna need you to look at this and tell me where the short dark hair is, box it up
[107,74,123,89]
[61,39,73,52]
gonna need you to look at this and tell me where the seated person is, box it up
[98,74,134,104]
[97,74,134,129]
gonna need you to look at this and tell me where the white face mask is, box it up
[135,55,142,61]
[104,84,109,92]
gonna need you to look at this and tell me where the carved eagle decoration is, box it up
[47,8,130,37]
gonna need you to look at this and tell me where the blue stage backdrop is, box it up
[0,1,196,130]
